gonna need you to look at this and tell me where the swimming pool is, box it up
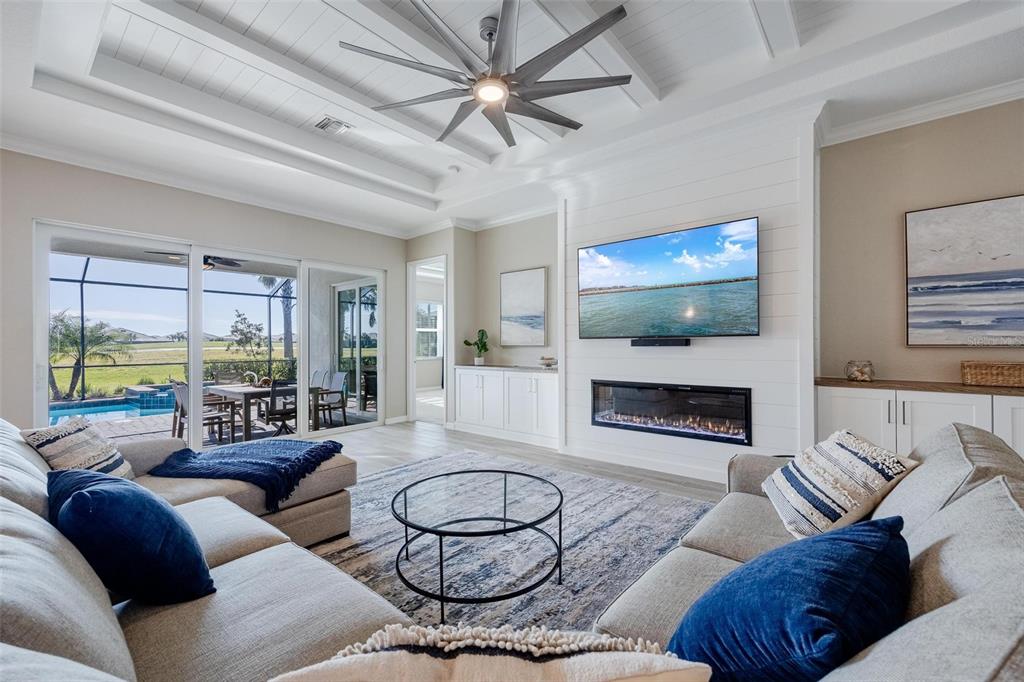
[48,400,174,426]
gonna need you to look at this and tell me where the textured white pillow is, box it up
[271,624,711,682]
[762,430,917,539]
[21,418,133,479]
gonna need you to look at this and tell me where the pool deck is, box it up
[91,407,374,446]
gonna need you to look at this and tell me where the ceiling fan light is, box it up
[474,78,508,104]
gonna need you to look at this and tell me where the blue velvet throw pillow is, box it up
[48,469,215,604]
[668,516,909,682]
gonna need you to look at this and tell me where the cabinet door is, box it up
[456,370,483,425]
[480,371,504,429]
[816,387,897,450]
[504,373,536,434]
[535,375,560,439]
[993,396,1024,457]
[895,390,993,456]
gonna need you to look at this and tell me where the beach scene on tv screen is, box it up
[578,218,759,338]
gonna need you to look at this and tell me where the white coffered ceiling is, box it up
[2,1,1022,237]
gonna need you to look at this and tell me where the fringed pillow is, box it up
[271,624,711,682]
[762,430,917,538]
[21,418,133,479]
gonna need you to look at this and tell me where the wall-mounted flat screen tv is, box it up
[578,217,759,339]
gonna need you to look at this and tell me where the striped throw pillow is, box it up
[762,430,917,539]
[21,418,134,479]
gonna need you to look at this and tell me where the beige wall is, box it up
[474,214,558,366]
[0,150,408,427]
[820,101,1024,382]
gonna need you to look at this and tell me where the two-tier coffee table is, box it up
[391,469,563,623]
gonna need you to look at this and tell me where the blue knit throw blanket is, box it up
[150,439,342,512]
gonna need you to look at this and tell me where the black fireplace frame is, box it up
[590,379,753,446]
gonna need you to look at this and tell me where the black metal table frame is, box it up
[391,469,563,624]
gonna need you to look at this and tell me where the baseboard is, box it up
[384,415,408,425]
[450,421,559,450]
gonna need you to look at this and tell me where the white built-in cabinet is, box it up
[454,366,559,448]
[816,385,1024,457]
[994,397,1024,455]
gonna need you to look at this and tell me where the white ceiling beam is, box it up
[533,0,660,109]
[122,0,491,167]
[32,68,437,210]
[327,0,564,145]
[749,0,801,59]
[89,54,436,197]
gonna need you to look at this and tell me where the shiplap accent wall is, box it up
[560,117,815,483]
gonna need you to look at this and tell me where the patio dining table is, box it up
[206,384,322,441]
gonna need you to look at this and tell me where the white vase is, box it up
[474,357,485,366]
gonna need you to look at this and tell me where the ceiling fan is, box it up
[337,0,631,148]
[145,251,245,270]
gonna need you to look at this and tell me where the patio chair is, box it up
[262,379,298,436]
[362,371,378,411]
[310,369,327,392]
[170,380,238,443]
[317,372,348,427]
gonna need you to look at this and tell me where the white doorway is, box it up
[408,257,446,424]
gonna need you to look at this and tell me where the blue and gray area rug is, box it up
[319,452,712,630]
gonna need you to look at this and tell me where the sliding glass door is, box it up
[38,224,382,445]
[335,279,380,426]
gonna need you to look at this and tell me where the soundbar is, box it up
[630,337,691,347]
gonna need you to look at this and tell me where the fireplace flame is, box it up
[596,410,746,440]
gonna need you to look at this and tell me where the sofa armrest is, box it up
[118,438,186,476]
[727,453,793,496]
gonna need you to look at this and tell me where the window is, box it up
[415,302,443,359]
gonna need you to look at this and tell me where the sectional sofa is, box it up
[3,418,1022,681]
[596,423,1024,680]
[0,419,411,681]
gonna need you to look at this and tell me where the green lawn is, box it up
[50,340,376,399]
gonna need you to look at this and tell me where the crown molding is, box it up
[0,133,412,239]
[821,79,1024,146]
[406,205,558,240]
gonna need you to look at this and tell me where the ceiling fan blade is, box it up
[511,5,627,86]
[515,75,632,100]
[145,250,186,256]
[482,103,517,147]
[437,99,482,142]
[504,97,581,130]
[410,0,488,77]
[337,41,471,85]
[490,0,520,76]
[208,256,243,267]
[374,89,471,111]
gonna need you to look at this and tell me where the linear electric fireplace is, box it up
[591,380,752,446]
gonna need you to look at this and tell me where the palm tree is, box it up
[258,276,295,360]
[48,310,132,400]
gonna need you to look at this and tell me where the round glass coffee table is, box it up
[391,469,563,623]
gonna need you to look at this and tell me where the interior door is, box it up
[896,390,993,455]
[816,386,897,450]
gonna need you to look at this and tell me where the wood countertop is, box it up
[455,364,558,373]
[815,377,1024,397]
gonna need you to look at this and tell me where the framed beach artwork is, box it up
[906,194,1023,347]
[500,267,546,346]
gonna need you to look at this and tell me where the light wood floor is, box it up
[336,420,726,503]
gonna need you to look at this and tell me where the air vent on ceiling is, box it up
[314,116,354,135]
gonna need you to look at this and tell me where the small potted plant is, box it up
[464,329,490,366]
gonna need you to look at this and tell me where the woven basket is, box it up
[961,361,1024,388]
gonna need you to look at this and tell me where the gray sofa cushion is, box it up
[174,496,289,568]
[135,451,356,516]
[0,497,137,681]
[0,419,51,476]
[873,423,1024,532]
[593,547,740,647]
[116,542,412,682]
[0,451,48,517]
[822,578,1024,681]
[904,475,1024,620]
[0,643,123,681]
[679,492,793,563]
